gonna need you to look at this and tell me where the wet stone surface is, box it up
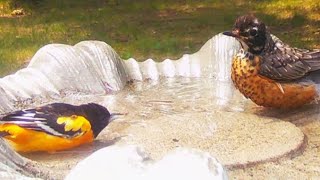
[18,77,320,179]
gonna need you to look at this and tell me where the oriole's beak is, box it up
[109,112,127,122]
[223,29,240,38]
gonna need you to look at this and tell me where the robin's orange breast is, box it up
[231,54,317,109]
[1,124,94,153]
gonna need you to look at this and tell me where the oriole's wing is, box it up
[0,104,91,138]
[259,38,320,81]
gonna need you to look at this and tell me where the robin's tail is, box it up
[310,49,320,58]
[306,49,320,71]
[306,70,320,84]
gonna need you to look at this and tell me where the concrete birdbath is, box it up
[0,34,318,179]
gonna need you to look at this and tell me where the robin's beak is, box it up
[223,29,240,38]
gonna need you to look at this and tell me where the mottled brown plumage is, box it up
[231,51,316,108]
[224,15,320,108]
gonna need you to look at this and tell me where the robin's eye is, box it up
[249,28,258,36]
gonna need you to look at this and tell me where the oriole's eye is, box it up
[249,28,258,36]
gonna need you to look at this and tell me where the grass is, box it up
[0,0,319,76]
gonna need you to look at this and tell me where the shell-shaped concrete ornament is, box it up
[0,33,239,113]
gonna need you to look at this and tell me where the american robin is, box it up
[223,14,320,109]
[0,103,121,152]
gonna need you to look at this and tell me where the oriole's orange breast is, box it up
[1,124,94,153]
[231,55,317,108]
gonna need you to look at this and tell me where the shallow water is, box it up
[22,77,320,179]
[20,78,243,176]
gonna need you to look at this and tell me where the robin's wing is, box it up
[259,41,320,81]
[0,105,91,138]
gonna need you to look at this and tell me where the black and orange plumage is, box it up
[223,15,320,109]
[0,103,118,152]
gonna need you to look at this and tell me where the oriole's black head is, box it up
[79,103,111,138]
[223,14,268,54]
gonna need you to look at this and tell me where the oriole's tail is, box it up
[0,131,10,137]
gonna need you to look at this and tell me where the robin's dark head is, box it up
[223,14,267,54]
[79,103,112,138]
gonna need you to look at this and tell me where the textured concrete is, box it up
[112,111,305,168]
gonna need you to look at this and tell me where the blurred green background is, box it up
[0,0,319,76]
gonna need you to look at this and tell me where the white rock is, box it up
[65,145,227,180]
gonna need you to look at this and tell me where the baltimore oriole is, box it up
[0,103,119,153]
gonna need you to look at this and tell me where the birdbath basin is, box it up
[0,34,318,179]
